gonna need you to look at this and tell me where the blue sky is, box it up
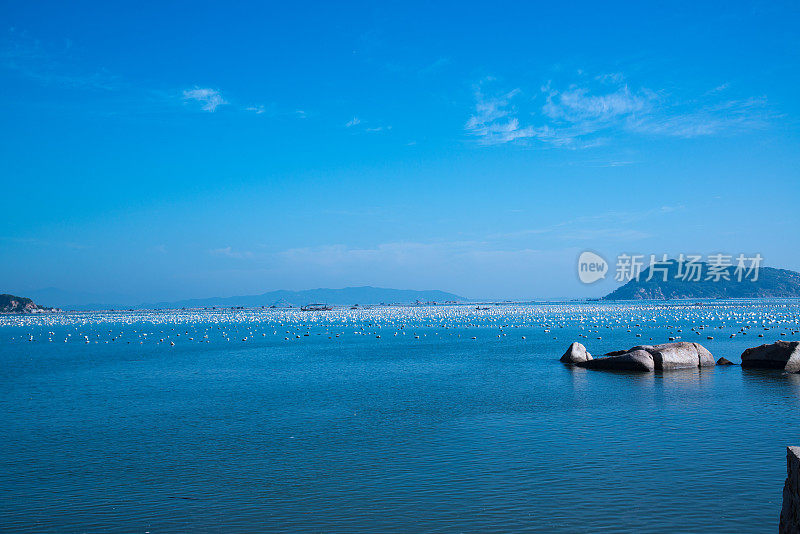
[2,1,799,303]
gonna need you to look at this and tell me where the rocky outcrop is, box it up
[560,342,592,364]
[603,262,800,300]
[0,294,52,313]
[741,341,800,373]
[780,446,800,534]
[716,357,735,365]
[575,342,715,372]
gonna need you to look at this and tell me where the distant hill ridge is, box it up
[603,261,800,300]
[129,286,466,310]
[137,286,465,310]
[6,286,468,310]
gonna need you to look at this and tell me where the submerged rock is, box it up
[560,342,592,364]
[716,357,735,366]
[741,341,800,373]
[575,342,715,372]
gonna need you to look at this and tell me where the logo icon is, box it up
[578,251,608,284]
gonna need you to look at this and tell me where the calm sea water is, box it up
[2,301,799,533]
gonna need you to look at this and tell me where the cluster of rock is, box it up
[560,340,800,374]
[781,446,800,534]
[741,341,800,374]
[561,341,714,372]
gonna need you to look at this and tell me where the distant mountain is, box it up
[130,286,467,310]
[16,287,135,310]
[603,261,800,300]
[0,294,60,313]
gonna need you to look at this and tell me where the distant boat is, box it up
[301,303,331,311]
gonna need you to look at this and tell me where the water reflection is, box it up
[741,367,800,400]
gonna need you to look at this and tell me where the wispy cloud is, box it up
[629,97,769,137]
[1,28,122,90]
[345,116,392,133]
[542,83,652,124]
[182,87,227,112]
[209,246,253,259]
[465,85,542,145]
[263,240,585,299]
[275,241,561,270]
[274,205,682,270]
[466,73,770,147]
[2,30,307,119]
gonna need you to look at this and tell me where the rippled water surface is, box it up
[2,301,799,532]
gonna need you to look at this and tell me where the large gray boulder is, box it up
[577,348,654,371]
[560,342,592,364]
[741,341,800,373]
[576,342,715,372]
[649,341,715,370]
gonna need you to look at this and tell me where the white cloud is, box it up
[465,86,544,145]
[345,116,392,133]
[542,84,652,123]
[183,87,227,112]
[629,97,769,138]
[465,74,769,147]
[275,206,678,269]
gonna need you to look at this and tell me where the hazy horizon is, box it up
[9,283,589,308]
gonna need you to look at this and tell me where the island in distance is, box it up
[603,261,800,300]
[0,294,60,314]
[12,286,468,311]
